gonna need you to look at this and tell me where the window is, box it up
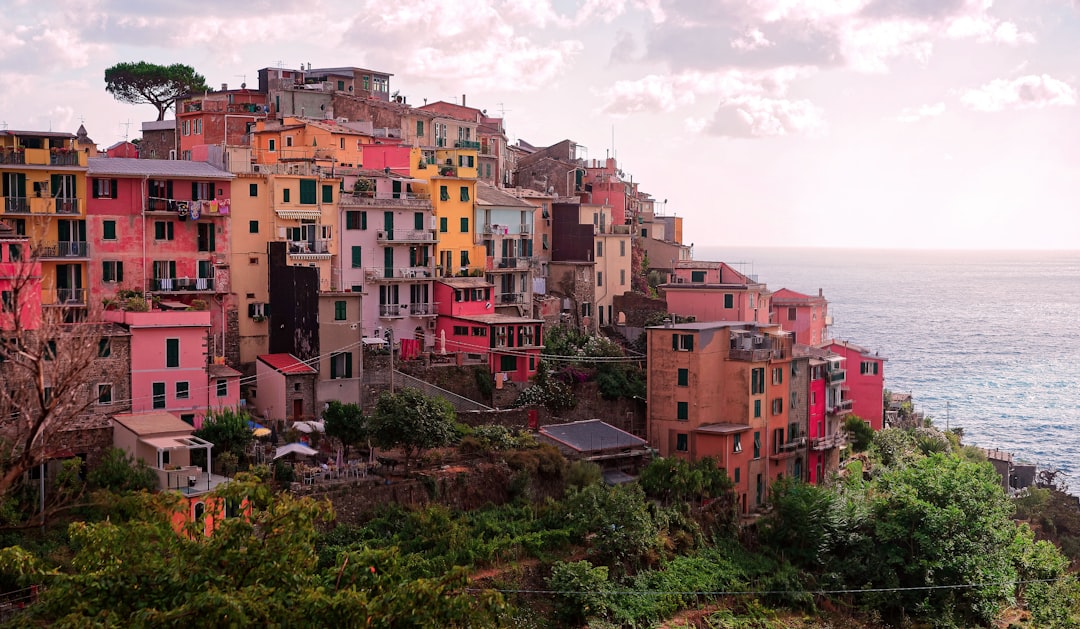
[459,186,469,202]
[751,368,765,394]
[0,291,12,313]
[439,186,449,201]
[620,269,626,285]
[166,338,179,368]
[285,136,294,147]
[322,184,333,203]
[596,241,603,257]
[181,120,190,136]
[860,361,879,375]
[734,467,741,483]
[453,326,469,336]
[98,338,111,357]
[677,368,688,387]
[772,367,783,385]
[102,260,124,283]
[753,432,761,459]
[194,119,202,135]
[197,223,216,252]
[733,434,742,453]
[416,121,424,137]
[216,379,228,397]
[249,220,259,233]
[97,384,112,405]
[329,352,353,379]
[787,307,797,321]
[460,217,469,232]
[152,382,166,409]
[249,183,258,196]
[439,217,448,233]
[299,179,316,204]
[500,355,517,372]
[345,211,361,230]
[754,400,761,418]
[724,293,734,309]
[620,240,626,256]
[672,333,694,352]
[677,401,688,420]
[44,340,56,361]
[92,178,117,199]
[282,188,290,203]
[772,398,783,415]
[460,250,470,267]
[676,433,688,452]
[176,382,190,399]
[154,221,174,240]
[334,300,347,320]
[691,270,706,282]
[268,139,276,152]
[596,271,603,287]
[351,246,362,268]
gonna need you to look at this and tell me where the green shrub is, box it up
[547,560,612,624]
[566,460,603,489]
[87,448,157,493]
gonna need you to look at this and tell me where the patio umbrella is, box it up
[247,420,271,438]
[273,443,318,460]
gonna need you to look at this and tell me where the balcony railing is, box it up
[54,198,79,214]
[376,228,435,243]
[379,303,407,318]
[729,348,772,362]
[811,433,848,451]
[481,223,531,236]
[0,151,26,165]
[365,266,435,281]
[409,302,436,316]
[826,369,846,384]
[47,287,87,305]
[340,192,432,208]
[3,197,30,214]
[486,257,534,271]
[495,292,527,305]
[2,197,80,215]
[287,240,332,257]
[50,152,81,166]
[435,137,448,148]
[454,140,480,149]
[148,277,216,292]
[34,241,88,259]
[827,399,853,416]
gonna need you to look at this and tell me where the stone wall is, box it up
[139,129,175,160]
[613,292,667,327]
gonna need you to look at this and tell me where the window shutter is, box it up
[686,335,694,351]
[116,261,124,282]
[92,179,100,199]
[414,212,423,229]
[672,334,678,351]
[166,339,179,367]
[192,181,199,200]
[344,353,353,378]
[330,355,338,379]
[351,246,362,268]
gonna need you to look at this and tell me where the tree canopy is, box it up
[322,401,368,455]
[104,62,209,121]
[368,388,457,468]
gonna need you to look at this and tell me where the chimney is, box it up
[462,94,466,107]
[818,288,823,297]
[221,83,228,91]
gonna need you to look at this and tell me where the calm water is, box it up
[695,246,1080,488]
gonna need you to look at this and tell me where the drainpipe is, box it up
[142,176,149,296]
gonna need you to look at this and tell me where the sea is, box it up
[694,246,1080,491]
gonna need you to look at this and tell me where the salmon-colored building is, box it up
[0,224,41,330]
[770,288,830,346]
[433,277,542,383]
[647,320,796,514]
[104,307,241,428]
[662,261,770,325]
[822,340,886,430]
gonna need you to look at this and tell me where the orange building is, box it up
[647,321,796,514]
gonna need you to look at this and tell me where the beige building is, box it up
[580,203,632,328]
[316,292,363,406]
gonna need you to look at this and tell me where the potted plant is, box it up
[190,298,209,311]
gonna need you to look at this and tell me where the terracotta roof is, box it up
[112,411,193,436]
[258,353,317,374]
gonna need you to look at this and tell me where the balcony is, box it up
[340,192,432,209]
[147,277,216,292]
[495,292,527,305]
[3,197,29,214]
[147,197,229,217]
[729,348,773,362]
[811,433,847,451]
[53,198,79,214]
[480,223,531,236]
[454,140,480,149]
[376,228,436,243]
[1,197,80,216]
[409,302,436,316]
[0,148,85,168]
[379,303,407,318]
[49,152,81,166]
[436,137,448,148]
[0,150,26,165]
[827,399,853,417]
[826,369,846,384]
[34,241,88,259]
[287,240,332,260]
[45,287,87,306]
[365,266,435,282]
[485,257,534,272]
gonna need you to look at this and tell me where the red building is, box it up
[86,157,235,359]
[177,88,269,160]
[798,346,845,484]
[770,288,830,346]
[662,261,770,325]
[0,223,41,330]
[433,277,542,383]
[823,340,886,430]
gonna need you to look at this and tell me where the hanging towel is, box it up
[218,198,230,215]
[190,200,202,220]
[209,200,219,214]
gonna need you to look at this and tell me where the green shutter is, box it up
[116,261,124,282]
[322,184,333,203]
[166,339,179,368]
[102,261,112,282]
[440,217,447,232]
[103,220,116,240]
[361,211,367,230]
[460,217,468,232]
[344,353,353,378]
[414,212,423,229]
[677,368,688,386]
[672,334,678,351]
[330,355,338,379]
[299,179,317,204]
[351,246,362,268]
[686,335,694,351]
[153,382,166,409]
[283,188,290,203]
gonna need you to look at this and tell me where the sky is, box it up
[2,0,1079,250]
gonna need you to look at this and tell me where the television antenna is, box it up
[119,119,132,141]
[496,102,511,117]
[235,74,247,89]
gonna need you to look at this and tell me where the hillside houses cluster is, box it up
[0,62,886,516]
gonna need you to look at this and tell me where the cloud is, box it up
[698,96,827,138]
[960,74,1076,112]
[598,66,814,115]
[731,27,774,51]
[896,101,946,122]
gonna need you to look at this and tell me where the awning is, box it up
[293,420,325,434]
[362,337,387,345]
[275,209,323,220]
[274,443,318,459]
[141,435,212,450]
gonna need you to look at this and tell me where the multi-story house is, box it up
[587,203,633,328]
[104,306,241,428]
[800,346,845,484]
[0,224,40,329]
[476,183,536,317]
[416,100,509,187]
[647,320,795,514]
[822,340,886,430]
[770,288,830,346]
[426,167,481,278]
[639,196,692,283]
[177,87,269,161]
[0,130,89,313]
[434,277,543,383]
[316,292,364,406]
[338,169,437,349]
[662,261,771,325]
[86,157,236,362]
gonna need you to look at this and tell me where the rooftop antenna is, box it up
[1,121,7,130]
[496,102,511,117]
[119,119,132,141]
[235,74,247,89]
[275,60,284,68]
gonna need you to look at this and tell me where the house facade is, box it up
[770,288,830,346]
[823,340,886,430]
[662,261,771,325]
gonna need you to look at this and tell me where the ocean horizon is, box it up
[692,245,1080,490]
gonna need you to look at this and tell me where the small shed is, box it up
[538,419,649,481]
[252,353,318,424]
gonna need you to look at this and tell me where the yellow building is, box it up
[409,145,482,277]
[580,203,632,327]
[251,117,370,169]
[0,130,88,309]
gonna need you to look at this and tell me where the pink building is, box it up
[0,225,41,330]
[662,261,770,325]
[104,306,241,428]
[823,340,886,431]
[770,288,830,346]
[434,278,542,383]
[87,157,234,359]
[580,157,639,226]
